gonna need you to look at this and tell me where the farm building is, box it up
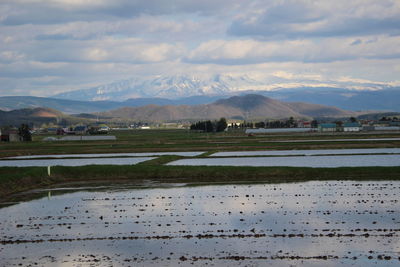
[0,128,21,142]
[297,121,312,128]
[343,122,361,132]
[318,123,337,132]
[73,125,88,135]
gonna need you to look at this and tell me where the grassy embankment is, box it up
[1,129,400,200]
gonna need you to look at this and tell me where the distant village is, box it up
[241,116,400,134]
[1,116,399,142]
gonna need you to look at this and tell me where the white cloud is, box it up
[0,51,25,62]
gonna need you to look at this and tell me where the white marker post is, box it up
[47,165,51,176]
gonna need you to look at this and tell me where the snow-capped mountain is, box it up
[53,74,267,101]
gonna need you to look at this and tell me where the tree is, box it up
[350,117,357,123]
[255,121,265,128]
[311,120,318,128]
[287,117,295,127]
[18,124,32,141]
[216,118,227,132]
[335,121,343,127]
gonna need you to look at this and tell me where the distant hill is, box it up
[0,107,90,127]
[99,94,355,121]
[254,88,400,112]
[284,102,352,117]
[0,96,122,113]
[357,112,400,121]
[0,95,223,114]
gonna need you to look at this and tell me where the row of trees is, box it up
[190,118,228,132]
[18,124,32,141]
[231,118,319,129]
[380,116,399,121]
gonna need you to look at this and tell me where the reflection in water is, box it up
[0,181,399,266]
[7,151,204,159]
[168,154,400,167]
[0,157,155,167]
[211,148,400,157]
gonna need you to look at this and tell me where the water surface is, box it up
[0,157,155,167]
[260,137,400,143]
[0,181,399,266]
[211,148,400,157]
[168,154,400,167]
[7,151,204,159]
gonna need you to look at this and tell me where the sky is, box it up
[0,0,400,97]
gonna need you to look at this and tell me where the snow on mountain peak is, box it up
[52,73,396,102]
[53,74,264,101]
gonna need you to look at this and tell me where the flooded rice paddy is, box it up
[7,151,204,159]
[0,157,155,167]
[2,149,400,168]
[168,154,400,167]
[1,181,399,266]
[211,148,400,157]
[259,137,400,143]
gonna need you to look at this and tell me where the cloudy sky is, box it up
[1,0,400,97]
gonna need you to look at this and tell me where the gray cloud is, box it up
[228,0,400,39]
[1,0,240,25]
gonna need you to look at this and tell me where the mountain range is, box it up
[0,94,358,127]
[97,94,355,122]
[53,74,265,101]
[1,74,398,113]
[1,88,399,115]
[51,73,400,111]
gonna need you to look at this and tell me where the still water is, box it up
[7,151,204,159]
[0,157,155,167]
[211,148,400,157]
[168,154,400,167]
[1,181,399,266]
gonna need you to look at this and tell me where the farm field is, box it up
[1,129,400,158]
[0,129,400,266]
[1,181,400,266]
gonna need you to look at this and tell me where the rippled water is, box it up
[1,181,399,266]
[211,148,400,157]
[168,154,400,167]
[0,157,155,167]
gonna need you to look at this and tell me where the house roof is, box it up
[343,122,360,127]
[319,123,336,128]
[74,126,87,131]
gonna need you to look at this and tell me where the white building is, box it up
[343,123,361,132]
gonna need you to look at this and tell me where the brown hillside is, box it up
[99,94,353,121]
[285,102,356,117]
